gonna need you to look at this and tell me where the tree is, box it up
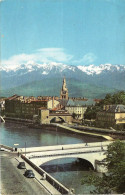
[84,106,101,120]
[81,140,125,194]
[83,91,125,120]
[72,112,77,119]
[101,91,125,105]
[104,140,125,169]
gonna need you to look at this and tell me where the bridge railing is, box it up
[21,154,70,195]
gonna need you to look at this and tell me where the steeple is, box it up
[60,77,68,100]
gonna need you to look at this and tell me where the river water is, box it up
[0,122,104,194]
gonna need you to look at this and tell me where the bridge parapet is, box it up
[21,154,70,194]
[19,141,112,153]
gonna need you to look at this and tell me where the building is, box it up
[96,104,125,128]
[38,108,72,124]
[4,77,97,123]
[5,94,62,119]
[5,95,48,119]
[47,97,60,110]
[38,96,60,101]
[65,99,95,120]
[60,77,68,100]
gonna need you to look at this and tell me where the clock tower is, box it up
[60,77,68,100]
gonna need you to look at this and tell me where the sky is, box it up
[1,0,125,68]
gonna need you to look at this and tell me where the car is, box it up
[17,162,26,169]
[24,170,35,178]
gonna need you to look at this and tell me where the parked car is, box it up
[24,170,35,178]
[17,162,26,169]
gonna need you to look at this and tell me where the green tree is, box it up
[81,140,125,193]
[84,106,101,120]
[72,112,77,119]
[104,140,125,169]
[84,91,125,121]
[101,91,125,105]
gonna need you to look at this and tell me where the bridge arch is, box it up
[41,157,94,171]
[31,153,97,170]
[50,116,65,123]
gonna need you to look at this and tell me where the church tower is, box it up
[60,77,68,100]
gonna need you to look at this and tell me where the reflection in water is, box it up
[41,158,94,173]
[0,122,104,147]
[41,158,96,194]
[0,122,84,147]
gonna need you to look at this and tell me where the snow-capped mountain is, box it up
[78,64,125,75]
[1,62,125,75]
[1,61,77,75]
[1,62,125,98]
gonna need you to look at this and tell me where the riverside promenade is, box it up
[56,124,114,141]
[71,124,125,137]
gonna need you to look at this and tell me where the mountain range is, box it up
[1,62,125,98]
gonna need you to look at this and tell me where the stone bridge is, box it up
[24,142,112,172]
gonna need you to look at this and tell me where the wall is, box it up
[115,113,125,124]
[5,99,48,119]
[66,106,87,119]
[96,111,125,128]
[96,112,115,128]
[47,99,60,109]
[21,154,69,194]
[40,110,50,124]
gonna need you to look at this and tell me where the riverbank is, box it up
[4,117,33,125]
[70,125,125,140]
[27,123,113,141]
[3,117,125,141]
[3,117,123,140]
[3,118,109,140]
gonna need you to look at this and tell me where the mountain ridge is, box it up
[1,62,125,98]
[1,62,125,75]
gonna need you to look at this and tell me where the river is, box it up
[0,122,104,194]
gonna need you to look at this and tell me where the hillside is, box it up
[1,63,124,98]
[1,77,117,98]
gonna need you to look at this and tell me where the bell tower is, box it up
[60,77,68,100]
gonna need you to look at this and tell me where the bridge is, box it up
[1,141,112,194]
[23,141,112,172]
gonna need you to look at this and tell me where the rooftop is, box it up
[102,104,125,113]
[66,99,96,107]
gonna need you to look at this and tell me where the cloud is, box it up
[36,48,73,62]
[74,53,97,65]
[2,48,73,68]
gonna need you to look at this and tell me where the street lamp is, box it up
[25,142,26,156]
[56,124,58,145]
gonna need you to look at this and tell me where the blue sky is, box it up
[1,0,125,67]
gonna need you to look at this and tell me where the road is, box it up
[0,151,50,195]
